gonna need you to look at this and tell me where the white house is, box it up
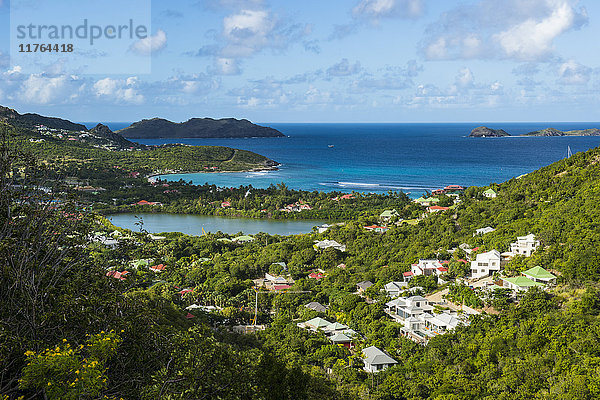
[385,296,465,342]
[510,234,540,257]
[470,250,501,279]
[422,312,460,334]
[483,188,497,198]
[313,240,346,252]
[380,209,400,222]
[474,226,495,236]
[317,224,332,234]
[362,346,397,373]
[411,260,448,276]
[383,281,408,298]
[385,296,433,327]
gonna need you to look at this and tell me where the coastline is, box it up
[146,165,280,182]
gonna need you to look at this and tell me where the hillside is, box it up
[0,105,87,131]
[6,121,279,179]
[4,117,600,399]
[118,117,285,139]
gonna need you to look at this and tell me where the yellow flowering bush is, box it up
[18,331,122,400]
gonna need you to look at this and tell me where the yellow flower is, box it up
[24,351,34,357]
[62,339,67,342]
[75,370,80,374]
[47,382,51,386]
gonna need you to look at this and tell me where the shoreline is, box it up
[147,165,280,182]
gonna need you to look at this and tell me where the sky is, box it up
[0,0,599,123]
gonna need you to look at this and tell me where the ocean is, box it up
[85,122,600,196]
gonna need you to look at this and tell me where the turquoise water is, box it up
[107,213,326,236]
[95,122,600,195]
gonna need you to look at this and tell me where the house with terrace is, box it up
[510,234,540,257]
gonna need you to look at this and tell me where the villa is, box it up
[502,276,544,292]
[411,259,447,276]
[510,234,540,257]
[362,346,397,373]
[314,240,346,252]
[330,333,353,348]
[383,281,408,298]
[483,189,497,198]
[379,209,399,222]
[305,301,328,313]
[470,250,501,279]
[523,266,556,284]
[232,235,255,244]
[414,197,440,207]
[357,281,374,294]
[298,317,332,331]
[474,226,495,236]
[428,205,450,213]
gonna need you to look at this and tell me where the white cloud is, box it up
[222,10,274,57]
[557,60,591,84]
[93,77,144,104]
[331,0,423,40]
[20,74,81,105]
[327,59,362,77]
[129,30,167,55]
[420,0,587,61]
[353,0,424,20]
[455,68,474,88]
[494,3,578,61]
[6,66,23,77]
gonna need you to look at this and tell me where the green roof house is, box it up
[380,209,399,221]
[502,276,543,292]
[483,188,497,198]
[303,317,332,330]
[523,266,556,283]
[232,235,255,244]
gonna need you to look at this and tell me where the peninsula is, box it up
[117,117,285,139]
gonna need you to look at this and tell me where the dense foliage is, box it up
[3,122,600,399]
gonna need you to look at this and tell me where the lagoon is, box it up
[107,213,326,236]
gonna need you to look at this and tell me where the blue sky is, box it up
[0,0,599,123]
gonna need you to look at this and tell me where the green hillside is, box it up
[3,122,600,399]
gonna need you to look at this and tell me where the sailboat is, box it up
[567,146,572,158]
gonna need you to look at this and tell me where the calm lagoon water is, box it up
[107,213,326,236]
[99,122,600,196]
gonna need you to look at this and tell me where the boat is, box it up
[328,145,334,148]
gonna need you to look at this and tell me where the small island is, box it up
[468,126,510,137]
[117,117,285,139]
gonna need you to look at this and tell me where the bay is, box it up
[107,213,326,236]
[93,122,600,195]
